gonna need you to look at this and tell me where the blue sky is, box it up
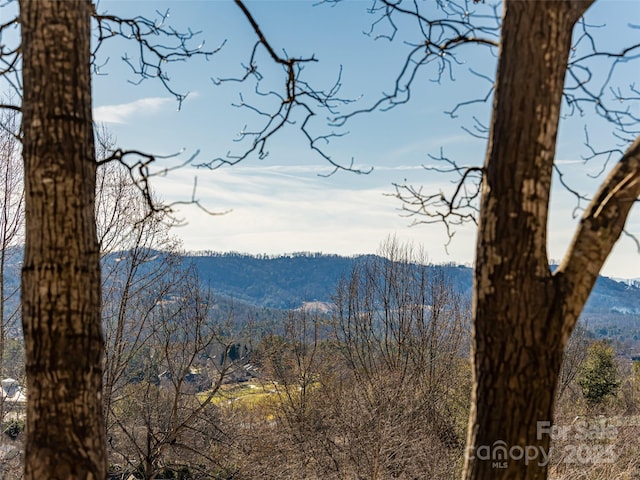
[88,0,640,277]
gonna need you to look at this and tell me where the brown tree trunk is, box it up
[20,1,107,478]
[463,1,593,479]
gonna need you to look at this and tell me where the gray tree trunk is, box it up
[464,1,593,479]
[20,0,107,478]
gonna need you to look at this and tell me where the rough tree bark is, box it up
[464,1,640,479]
[20,0,106,478]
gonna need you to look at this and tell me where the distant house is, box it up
[158,367,210,392]
[1,378,26,405]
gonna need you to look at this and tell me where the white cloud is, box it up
[94,97,173,124]
[149,166,477,264]
[144,161,640,278]
[555,159,583,165]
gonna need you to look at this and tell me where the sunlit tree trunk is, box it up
[464,1,593,479]
[20,0,106,477]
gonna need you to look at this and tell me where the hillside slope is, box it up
[185,252,640,314]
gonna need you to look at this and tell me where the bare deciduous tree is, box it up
[106,267,245,479]
[239,239,471,479]
[0,105,25,478]
[556,323,592,407]
[330,239,470,479]
[0,107,23,384]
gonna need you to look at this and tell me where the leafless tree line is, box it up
[96,134,253,479]
[216,238,472,479]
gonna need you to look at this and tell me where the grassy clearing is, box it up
[199,381,278,408]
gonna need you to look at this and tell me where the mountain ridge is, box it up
[183,251,640,315]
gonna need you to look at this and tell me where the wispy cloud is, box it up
[383,134,485,161]
[150,166,477,265]
[555,159,583,165]
[142,158,639,278]
[94,97,173,124]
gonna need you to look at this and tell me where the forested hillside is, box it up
[184,252,640,314]
[6,247,639,318]
[182,252,640,352]
[185,252,366,309]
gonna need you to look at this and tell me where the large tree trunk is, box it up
[463,1,593,479]
[20,1,107,478]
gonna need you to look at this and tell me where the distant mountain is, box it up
[185,252,370,309]
[5,248,640,331]
[184,252,640,315]
[587,275,640,314]
[183,252,640,352]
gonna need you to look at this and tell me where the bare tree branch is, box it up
[98,146,230,224]
[202,0,370,175]
[92,7,223,108]
[0,13,22,101]
[563,17,640,138]
[328,0,500,127]
[392,151,483,247]
[361,1,640,248]
[556,135,640,334]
